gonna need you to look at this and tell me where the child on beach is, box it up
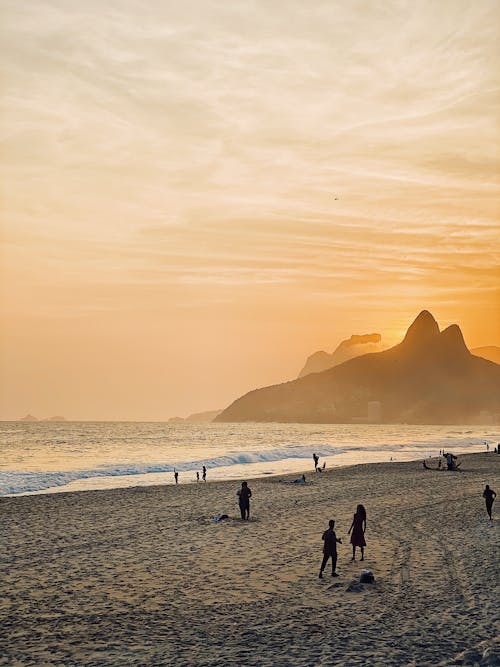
[319,519,342,578]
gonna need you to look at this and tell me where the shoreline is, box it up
[2,452,499,665]
[5,445,493,498]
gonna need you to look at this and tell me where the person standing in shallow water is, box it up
[348,504,367,561]
[319,519,342,578]
[237,481,252,520]
[483,485,496,520]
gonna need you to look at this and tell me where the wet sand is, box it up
[1,453,499,666]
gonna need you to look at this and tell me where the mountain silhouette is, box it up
[216,311,500,424]
[169,409,222,423]
[298,333,383,378]
[19,414,38,422]
[471,346,500,365]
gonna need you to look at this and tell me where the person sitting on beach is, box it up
[348,504,367,561]
[444,452,458,471]
[483,485,496,520]
[319,519,342,578]
[237,481,252,520]
[279,475,306,485]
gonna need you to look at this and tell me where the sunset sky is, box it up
[1,0,499,420]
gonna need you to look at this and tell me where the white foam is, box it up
[0,444,343,495]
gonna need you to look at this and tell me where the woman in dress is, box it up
[348,504,367,561]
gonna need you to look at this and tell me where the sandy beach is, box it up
[2,453,499,666]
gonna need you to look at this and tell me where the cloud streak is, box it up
[1,0,499,418]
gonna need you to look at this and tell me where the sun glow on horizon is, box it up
[1,0,499,420]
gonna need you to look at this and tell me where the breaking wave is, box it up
[0,444,343,495]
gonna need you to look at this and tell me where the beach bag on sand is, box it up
[359,569,374,583]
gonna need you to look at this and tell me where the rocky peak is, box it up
[439,324,469,356]
[402,310,440,346]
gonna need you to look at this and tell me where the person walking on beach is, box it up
[237,481,252,520]
[174,470,179,485]
[313,453,319,471]
[348,504,367,561]
[196,471,200,482]
[202,466,207,482]
[483,485,496,520]
[319,519,342,578]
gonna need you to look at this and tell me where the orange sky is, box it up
[1,0,499,420]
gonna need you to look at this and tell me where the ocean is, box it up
[1,421,498,496]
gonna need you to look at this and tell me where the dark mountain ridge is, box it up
[298,332,383,377]
[216,311,500,424]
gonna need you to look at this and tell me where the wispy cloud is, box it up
[1,0,499,417]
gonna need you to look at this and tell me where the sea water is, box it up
[0,421,498,496]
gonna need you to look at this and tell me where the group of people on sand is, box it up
[174,465,207,484]
[234,477,495,581]
[319,504,367,578]
[182,459,496,574]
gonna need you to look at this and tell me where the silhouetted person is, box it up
[292,474,306,484]
[202,466,207,482]
[196,471,200,482]
[237,481,252,520]
[313,453,319,471]
[483,485,496,520]
[319,519,342,578]
[445,452,457,471]
[174,470,179,485]
[348,504,367,561]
